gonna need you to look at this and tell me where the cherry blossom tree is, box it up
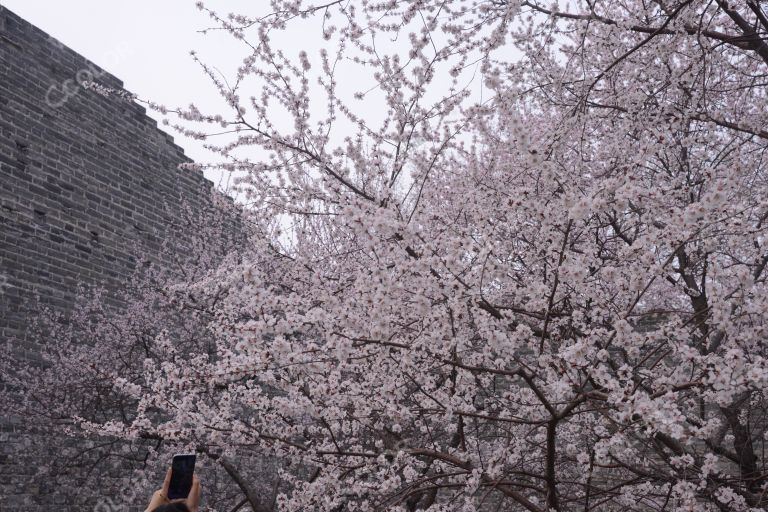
[7,0,768,510]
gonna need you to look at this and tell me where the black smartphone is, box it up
[167,453,196,500]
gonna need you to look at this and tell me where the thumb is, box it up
[161,467,172,495]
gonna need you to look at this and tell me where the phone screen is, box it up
[167,453,196,500]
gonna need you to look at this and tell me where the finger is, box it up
[161,467,172,494]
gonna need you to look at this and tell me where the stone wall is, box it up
[0,6,216,510]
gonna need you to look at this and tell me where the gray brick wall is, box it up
[0,6,217,510]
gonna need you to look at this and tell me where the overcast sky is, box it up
[0,0,266,190]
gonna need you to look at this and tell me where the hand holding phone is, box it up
[168,453,197,500]
[144,459,202,512]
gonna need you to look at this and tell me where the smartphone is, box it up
[167,453,196,500]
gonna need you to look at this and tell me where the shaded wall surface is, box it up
[0,6,212,510]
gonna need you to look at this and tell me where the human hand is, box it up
[145,468,202,512]
[145,467,172,511]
